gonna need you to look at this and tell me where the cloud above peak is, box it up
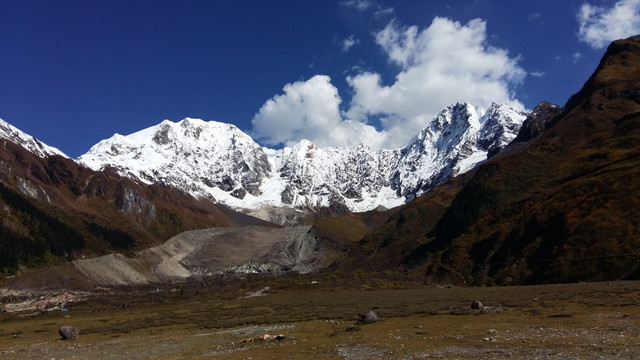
[250,75,382,149]
[577,0,640,49]
[251,17,527,150]
[345,17,526,146]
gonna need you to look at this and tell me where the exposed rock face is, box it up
[116,185,156,219]
[513,101,562,142]
[16,177,50,202]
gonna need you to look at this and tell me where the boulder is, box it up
[359,311,379,324]
[58,325,78,340]
[471,301,484,310]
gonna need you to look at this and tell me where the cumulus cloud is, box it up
[577,0,640,49]
[252,17,526,150]
[342,35,360,52]
[251,75,381,148]
[529,71,546,78]
[345,17,526,148]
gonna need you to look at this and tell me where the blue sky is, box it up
[2,0,640,157]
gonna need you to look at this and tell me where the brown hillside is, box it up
[0,139,271,273]
[343,35,640,285]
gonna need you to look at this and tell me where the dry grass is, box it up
[1,280,639,359]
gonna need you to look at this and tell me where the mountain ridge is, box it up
[77,102,527,216]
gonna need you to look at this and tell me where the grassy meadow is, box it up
[1,277,639,359]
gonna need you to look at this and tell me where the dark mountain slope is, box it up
[0,139,271,274]
[344,35,640,285]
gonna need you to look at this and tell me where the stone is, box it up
[58,326,78,340]
[471,301,484,310]
[359,311,379,324]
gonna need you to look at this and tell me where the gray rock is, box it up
[359,311,379,324]
[58,326,78,340]
[471,300,484,310]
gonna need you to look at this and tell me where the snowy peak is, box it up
[273,139,402,211]
[77,103,527,215]
[0,118,67,158]
[391,103,527,200]
[79,118,271,200]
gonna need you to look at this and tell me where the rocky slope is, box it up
[78,104,527,214]
[69,225,343,286]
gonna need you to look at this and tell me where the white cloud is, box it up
[572,52,582,64]
[251,75,380,148]
[374,7,395,18]
[345,17,526,148]
[577,0,640,49]
[530,71,546,78]
[341,0,394,19]
[252,17,527,151]
[342,35,360,52]
[528,12,541,23]
[340,0,372,11]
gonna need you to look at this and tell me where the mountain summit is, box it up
[78,104,527,215]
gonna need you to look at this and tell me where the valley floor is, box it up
[1,280,639,359]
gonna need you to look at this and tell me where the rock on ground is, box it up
[58,326,79,340]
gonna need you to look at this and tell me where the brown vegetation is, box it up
[1,279,638,359]
[0,139,270,274]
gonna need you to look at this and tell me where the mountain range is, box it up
[1,35,639,287]
[77,102,526,217]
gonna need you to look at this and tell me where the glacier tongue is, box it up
[77,103,527,213]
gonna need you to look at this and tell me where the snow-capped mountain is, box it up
[78,118,271,207]
[392,103,526,200]
[78,103,527,213]
[0,118,67,158]
[273,140,402,211]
